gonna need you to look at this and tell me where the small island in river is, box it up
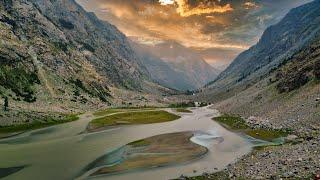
[86,132,208,177]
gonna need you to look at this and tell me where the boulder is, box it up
[285,135,298,142]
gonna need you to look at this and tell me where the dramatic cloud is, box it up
[159,0,175,5]
[77,0,312,67]
[170,0,234,17]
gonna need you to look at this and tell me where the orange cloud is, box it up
[176,0,233,17]
[159,0,233,17]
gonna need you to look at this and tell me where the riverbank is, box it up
[183,114,320,179]
[0,166,27,179]
[0,113,79,139]
[185,139,319,180]
[212,114,289,142]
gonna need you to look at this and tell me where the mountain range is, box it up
[132,40,220,91]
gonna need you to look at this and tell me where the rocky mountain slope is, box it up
[132,40,220,91]
[275,35,320,93]
[204,0,320,99]
[196,0,320,126]
[0,0,157,108]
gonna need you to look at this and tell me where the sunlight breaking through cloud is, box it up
[159,0,175,5]
[175,0,233,17]
[159,0,233,17]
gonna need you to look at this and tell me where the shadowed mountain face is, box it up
[132,41,220,91]
[207,0,320,92]
[0,0,150,103]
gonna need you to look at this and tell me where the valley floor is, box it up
[1,92,319,179]
[189,81,320,179]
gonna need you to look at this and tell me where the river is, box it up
[0,106,252,180]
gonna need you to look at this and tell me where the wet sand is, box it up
[88,132,208,177]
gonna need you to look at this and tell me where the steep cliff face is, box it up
[0,0,149,104]
[207,0,320,91]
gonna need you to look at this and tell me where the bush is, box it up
[276,71,309,93]
[59,18,74,30]
[0,65,39,102]
[169,102,195,108]
[53,41,68,52]
[70,79,111,103]
[82,43,95,52]
[314,60,320,79]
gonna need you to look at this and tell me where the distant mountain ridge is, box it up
[132,40,220,91]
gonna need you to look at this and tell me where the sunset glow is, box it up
[77,0,312,66]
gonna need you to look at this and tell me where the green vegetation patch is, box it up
[213,115,288,142]
[169,102,195,108]
[213,115,249,130]
[70,79,111,103]
[0,114,79,134]
[176,108,192,113]
[246,129,288,142]
[93,109,125,116]
[90,110,180,129]
[0,65,40,102]
[93,108,156,117]
[128,139,150,147]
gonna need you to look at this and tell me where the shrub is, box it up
[276,70,309,93]
[314,60,320,79]
[0,65,39,102]
[59,18,74,30]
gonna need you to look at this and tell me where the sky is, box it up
[77,0,312,68]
